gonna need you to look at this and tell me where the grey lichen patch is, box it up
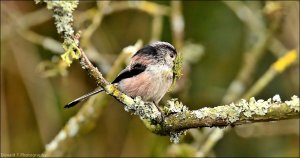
[170,131,185,144]
[285,95,299,112]
[191,107,207,119]
[164,98,189,115]
[224,104,240,123]
[37,0,80,66]
[272,94,281,103]
[236,99,250,117]
[45,1,79,13]
[191,95,293,125]
[191,107,216,120]
[38,0,79,44]
[203,108,219,120]
[238,97,272,118]
[191,105,240,124]
[125,96,162,123]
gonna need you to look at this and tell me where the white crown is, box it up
[149,41,175,50]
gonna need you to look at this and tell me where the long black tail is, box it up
[64,88,104,108]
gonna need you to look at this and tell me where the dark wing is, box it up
[112,63,146,84]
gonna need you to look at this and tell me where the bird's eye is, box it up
[169,53,175,58]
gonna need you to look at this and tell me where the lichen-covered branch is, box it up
[160,95,299,134]
[197,48,298,157]
[78,42,300,140]
[43,42,142,157]
[39,1,299,156]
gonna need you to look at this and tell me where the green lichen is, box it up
[104,84,115,94]
[60,43,81,66]
[141,119,163,134]
[38,0,80,66]
[170,52,183,91]
[105,84,134,106]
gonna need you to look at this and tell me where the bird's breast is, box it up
[118,65,173,104]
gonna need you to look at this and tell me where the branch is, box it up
[39,1,299,156]
[161,95,299,133]
[43,42,142,157]
[78,46,300,138]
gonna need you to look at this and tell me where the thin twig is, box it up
[38,1,299,157]
[80,1,110,48]
[1,4,63,54]
[198,2,287,156]
[1,5,52,40]
[150,14,163,42]
[170,1,185,50]
[243,50,298,99]
[43,41,142,157]
[222,1,282,104]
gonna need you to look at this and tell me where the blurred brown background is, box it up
[1,1,299,157]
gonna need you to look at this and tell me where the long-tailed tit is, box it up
[65,41,177,108]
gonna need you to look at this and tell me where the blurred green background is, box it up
[1,1,299,157]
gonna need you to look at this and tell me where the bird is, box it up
[64,41,177,109]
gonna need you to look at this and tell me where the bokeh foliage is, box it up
[1,1,299,157]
